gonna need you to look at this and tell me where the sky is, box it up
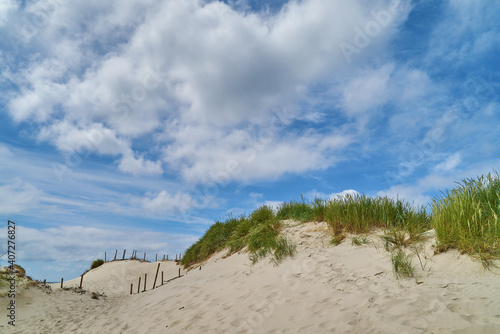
[0,0,499,281]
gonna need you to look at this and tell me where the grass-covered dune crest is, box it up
[181,172,500,270]
[181,206,296,268]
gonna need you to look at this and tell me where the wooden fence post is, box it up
[61,278,63,288]
[130,284,133,295]
[114,249,118,261]
[79,274,84,288]
[155,254,158,262]
[137,277,141,294]
[105,252,106,262]
[143,252,146,261]
[161,271,164,285]
[143,273,147,292]
[153,263,160,289]
[122,249,126,260]
[178,268,181,277]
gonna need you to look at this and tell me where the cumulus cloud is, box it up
[304,189,359,201]
[38,121,129,155]
[139,190,197,215]
[163,121,352,184]
[330,189,359,199]
[2,0,409,184]
[118,152,163,176]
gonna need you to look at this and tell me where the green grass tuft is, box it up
[181,206,296,268]
[391,249,415,279]
[432,172,500,266]
[91,259,104,270]
[351,236,369,246]
[324,193,430,235]
[182,215,246,267]
[330,234,346,246]
[277,195,315,222]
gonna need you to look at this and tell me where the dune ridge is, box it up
[3,221,500,333]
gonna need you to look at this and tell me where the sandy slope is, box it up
[2,221,500,333]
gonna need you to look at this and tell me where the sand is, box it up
[2,221,500,333]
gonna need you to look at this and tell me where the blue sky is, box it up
[0,0,499,281]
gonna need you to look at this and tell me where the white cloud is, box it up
[225,207,247,217]
[338,63,439,135]
[38,121,129,155]
[139,190,196,215]
[0,178,43,214]
[9,223,198,280]
[425,0,499,64]
[118,152,163,176]
[304,189,359,201]
[8,224,197,264]
[329,189,359,200]
[0,144,12,158]
[377,162,500,208]
[377,184,433,207]
[0,0,17,26]
[4,0,409,185]
[37,121,164,176]
[341,64,394,116]
[434,153,462,172]
[0,144,193,222]
[163,124,352,184]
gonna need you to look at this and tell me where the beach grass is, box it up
[432,172,500,266]
[181,206,296,268]
[351,236,369,246]
[323,193,430,236]
[391,249,415,279]
[91,259,104,270]
[181,215,246,267]
[276,195,315,222]
[181,172,500,271]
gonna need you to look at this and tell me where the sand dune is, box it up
[3,221,500,333]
